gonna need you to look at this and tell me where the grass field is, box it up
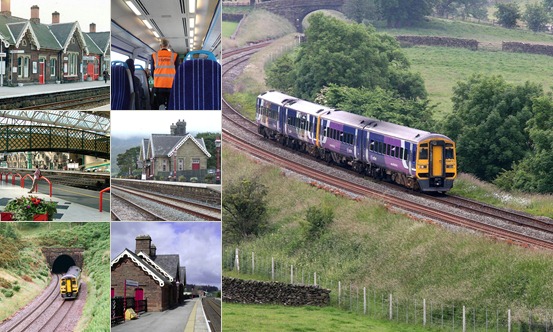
[222,145,553,314]
[223,303,431,332]
[223,21,239,38]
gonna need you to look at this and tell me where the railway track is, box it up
[19,93,110,110]
[202,297,221,332]
[111,184,221,221]
[0,274,86,332]
[222,43,553,250]
[111,192,167,221]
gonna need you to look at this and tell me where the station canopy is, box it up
[0,111,110,135]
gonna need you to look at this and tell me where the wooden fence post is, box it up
[235,248,240,273]
[363,287,366,315]
[252,252,255,273]
[389,294,393,320]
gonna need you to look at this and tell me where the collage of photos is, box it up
[2,0,553,331]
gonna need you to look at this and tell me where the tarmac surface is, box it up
[112,298,210,332]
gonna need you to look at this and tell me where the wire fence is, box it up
[224,248,553,331]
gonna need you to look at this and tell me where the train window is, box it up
[419,148,428,160]
[369,140,374,151]
[420,143,428,148]
[386,144,391,156]
[445,148,454,159]
[404,149,409,161]
[378,141,383,154]
[400,147,404,160]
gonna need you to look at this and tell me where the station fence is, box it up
[224,248,553,331]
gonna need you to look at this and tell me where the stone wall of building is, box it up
[222,277,330,306]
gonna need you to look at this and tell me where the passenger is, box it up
[125,58,146,110]
[151,38,178,110]
[103,69,109,83]
[28,165,41,194]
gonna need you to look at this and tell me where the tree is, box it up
[316,84,435,131]
[376,0,435,28]
[302,206,334,239]
[523,3,549,32]
[116,146,140,178]
[441,75,542,182]
[222,177,269,243]
[267,13,427,101]
[195,132,221,170]
[342,0,378,23]
[265,53,297,95]
[495,3,521,28]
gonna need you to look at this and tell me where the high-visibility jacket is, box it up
[153,49,177,89]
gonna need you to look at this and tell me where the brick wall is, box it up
[223,277,331,306]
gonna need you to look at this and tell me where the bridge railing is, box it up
[21,174,53,197]
[99,187,110,212]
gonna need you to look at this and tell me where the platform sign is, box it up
[10,50,24,54]
[0,52,5,57]
[0,61,5,75]
[125,280,139,287]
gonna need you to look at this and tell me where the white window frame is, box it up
[17,55,30,78]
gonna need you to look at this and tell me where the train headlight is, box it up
[419,165,428,169]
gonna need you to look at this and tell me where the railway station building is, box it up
[111,235,187,312]
[139,119,212,181]
[0,1,110,86]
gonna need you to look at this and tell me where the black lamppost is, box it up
[215,137,221,184]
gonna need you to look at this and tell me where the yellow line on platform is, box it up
[54,187,110,200]
[184,300,199,332]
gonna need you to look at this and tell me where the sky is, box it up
[12,0,110,32]
[111,111,222,139]
[111,222,222,289]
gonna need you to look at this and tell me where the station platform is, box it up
[0,80,109,99]
[0,180,109,222]
[91,103,111,111]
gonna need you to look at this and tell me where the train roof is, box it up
[61,266,81,278]
[258,91,333,115]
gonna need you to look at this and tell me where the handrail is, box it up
[99,187,110,212]
[21,174,53,197]
[10,173,21,186]
[4,172,11,183]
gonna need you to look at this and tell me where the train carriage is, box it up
[60,266,81,299]
[256,91,457,192]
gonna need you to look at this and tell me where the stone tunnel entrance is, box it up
[52,255,77,274]
[41,248,85,274]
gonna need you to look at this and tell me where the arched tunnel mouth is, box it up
[52,254,77,274]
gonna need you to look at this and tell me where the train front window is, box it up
[445,143,454,159]
[419,148,428,160]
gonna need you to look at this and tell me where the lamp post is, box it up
[215,137,221,184]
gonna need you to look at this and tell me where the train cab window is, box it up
[445,143,454,159]
[419,148,428,160]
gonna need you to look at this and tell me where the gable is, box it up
[111,249,169,287]
[167,134,211,158]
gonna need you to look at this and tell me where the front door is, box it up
[431,143,444,177]
[39,62,45,84]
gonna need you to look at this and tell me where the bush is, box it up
[302,206,335,239]
[178,175,186,182]
[1,289,14,298]
[190,177,198,183]
[13,285,20,292]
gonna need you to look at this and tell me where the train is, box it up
[256,91,457,192]
[60,266,81,299]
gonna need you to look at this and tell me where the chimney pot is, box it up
[1,0,11,17]
[52,11,59,24]
[90,22,96,33]
[30,5,39,24]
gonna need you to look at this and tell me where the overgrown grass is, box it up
[223,303,431,332]
[223,10,295,50]
[222,146,553,317]
[223,21,239,38]
[450,173,553,219]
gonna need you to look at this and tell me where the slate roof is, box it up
[84,33,101,54]
[141,138,150,160]
[149,133,211,158]
[111,249,170,287]
[30,21,62,49]
[153,254,180,280]
[85,32,110,53]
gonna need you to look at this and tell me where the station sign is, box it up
[0,52,5,57]
[83,56,95,61]
[10,50,24,54]
[125,280,139,287]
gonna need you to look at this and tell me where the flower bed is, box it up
[2,196,57,221]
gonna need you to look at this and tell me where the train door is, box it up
[39,61,45,84]
[430,141,444,177]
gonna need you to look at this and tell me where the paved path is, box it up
[112,298,209,332]
[0,80,108,99]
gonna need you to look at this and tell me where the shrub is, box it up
[178,175,186,182]
[13,285,20,292]
[1,289,14,298]
[302,206,335,239]
[190,177,198,183]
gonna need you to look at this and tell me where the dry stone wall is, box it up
[222,277,330,306]
[396,35,479,50]
[502,42,553,57]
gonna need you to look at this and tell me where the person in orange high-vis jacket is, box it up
[151,38,178,109]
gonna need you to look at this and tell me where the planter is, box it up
[1,212,49,221]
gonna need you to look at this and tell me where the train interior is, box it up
[111,0,221,110]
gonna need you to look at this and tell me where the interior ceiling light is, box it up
[189,30,194,38]
[189,17,195,29]
[142,19,153,30]
[153,31,160,38]
[189,0,196,14]
[125,1,142,16]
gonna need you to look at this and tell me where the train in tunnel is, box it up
[60,265,81,299]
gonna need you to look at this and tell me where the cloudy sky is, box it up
[111,222,222,288]
[111,111,222,139]
[12,0,110,32]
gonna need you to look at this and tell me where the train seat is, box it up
[168,51,221,110]
[111,61,135,110]
[134,65,151,110]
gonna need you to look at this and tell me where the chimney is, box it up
[89,22,96,33]
[150,244,157,258]
[175,119,187,136]
[30,5,39,24]
[170,123,177,135]
[1,0,10,16]
[135,234,152,256]
[52,11,59,24]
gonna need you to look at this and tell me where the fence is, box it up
[224,248,553,331]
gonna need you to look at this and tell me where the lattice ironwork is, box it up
[0,111,110,134]
[0,125,110,159]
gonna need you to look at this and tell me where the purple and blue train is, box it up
[256,91,457,192]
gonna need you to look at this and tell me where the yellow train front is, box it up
[415,136,457,192]
[60,266,81,299]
